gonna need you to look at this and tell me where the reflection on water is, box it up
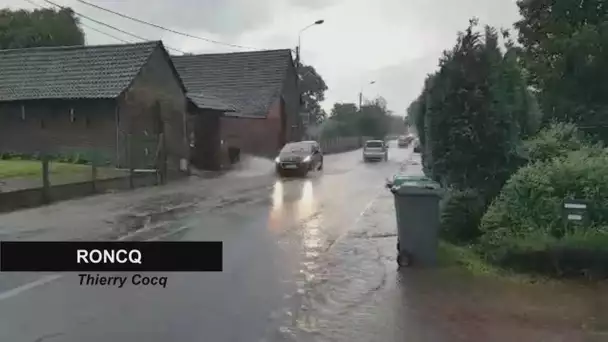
[272,181,284,210]
[267,180,318,232]
[268,181,284,232]
[296,180,315,220]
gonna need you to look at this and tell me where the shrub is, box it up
[485,230,608,279]
[522,122,585,163]
[479,147,608,278]
[440,188,487,243]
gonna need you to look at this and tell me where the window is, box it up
[365,141,384,148]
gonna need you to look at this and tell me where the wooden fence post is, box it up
[41,155,50,204]
[91,157,98,193]
[128,133,134,189]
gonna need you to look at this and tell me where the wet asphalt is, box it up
[1,142,606,342]
[0,142,416,342]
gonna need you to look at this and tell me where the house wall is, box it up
[221,99,283,158]
[0,99,117,162]
[117,46,189,173]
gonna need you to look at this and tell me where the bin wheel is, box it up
[397,251,412,268]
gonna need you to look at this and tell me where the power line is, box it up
[40,0,186,54]
[76,0,260,51]
[22,0,133,44]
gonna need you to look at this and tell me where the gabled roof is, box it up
[187,92,236,112]
[172,49,294,117]
[0,41,171,101]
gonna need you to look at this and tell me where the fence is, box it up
[0,155,164,213]
[320,136,372,154]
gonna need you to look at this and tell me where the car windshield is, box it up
[365,141,384,148]
[280,143,312,155]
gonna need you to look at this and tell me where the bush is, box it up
[440,188,487,243]
[479,147,608,278]
[484,230,608,279]
[522,122,586,163]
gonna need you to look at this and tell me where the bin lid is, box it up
[387,174,443,196]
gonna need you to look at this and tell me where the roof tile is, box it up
[172,49,293,117]
[0,41,160,101]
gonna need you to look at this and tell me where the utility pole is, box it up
[359,81,376,110]
[296,20,324,137]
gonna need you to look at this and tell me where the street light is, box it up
[359,81,376,108]
[295,19,324,134]
[296,20,325,65]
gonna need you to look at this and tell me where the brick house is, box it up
[172,49,303,158]
[0,41,217,175]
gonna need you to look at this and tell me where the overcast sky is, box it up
[6,0,521,115]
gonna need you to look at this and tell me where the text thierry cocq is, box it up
[77,248,168,288]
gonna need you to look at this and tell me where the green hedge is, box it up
[522,122,586,163]
[440,188,487,244]
[479,147,608,278]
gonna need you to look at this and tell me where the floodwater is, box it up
[0,143,606,341]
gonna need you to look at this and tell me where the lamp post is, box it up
[295,20,324,134]
[295,20,324,68]
[357,81,376,145]
[359,81,376,109]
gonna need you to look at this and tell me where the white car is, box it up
[363,140,388,162]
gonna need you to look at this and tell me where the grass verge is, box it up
[438,240,551,284]
[0,160,89,178]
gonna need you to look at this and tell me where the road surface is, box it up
[0,142,606,342]
[0,142,408,341]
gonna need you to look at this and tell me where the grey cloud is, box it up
[324,52,443,114]
[288,0,338,10]
[371,53,442,113]
[72,0,277,38]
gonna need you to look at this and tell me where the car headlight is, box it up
[274,157,280,163]
[303,155,311,163]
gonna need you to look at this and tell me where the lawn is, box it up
[0,160,90,179]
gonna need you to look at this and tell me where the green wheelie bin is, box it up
[386,174,444,267]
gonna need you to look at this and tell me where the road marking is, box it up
[0,274,63,302]
[147,225,191,241]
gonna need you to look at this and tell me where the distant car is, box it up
[397,135,408,147]
[275,141,323,177]
[363,140,388,162]
[398,135,414,147]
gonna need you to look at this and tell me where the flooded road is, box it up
[0,142,606,341]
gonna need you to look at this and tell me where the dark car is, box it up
[275,141,324,177]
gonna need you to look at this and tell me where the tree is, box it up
[326,102,359,136]
[419,19,524,198]
[0,8,85,49]
[298,64,328,124]
[359,97,391,138]
[515,0,608,134]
